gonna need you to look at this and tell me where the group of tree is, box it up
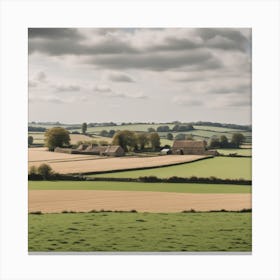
[99,129,116,138]
[209,133,246,149]
[28,136,33,146]
[112,130,160,152]
[44,127,70,151]
[154,124,194,133]
[28,126,46,132]
[174,133,193,140]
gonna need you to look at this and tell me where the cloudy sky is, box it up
[28,28,251,124]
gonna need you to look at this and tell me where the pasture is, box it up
[28,212,252,252]
[217,148,252,156]
[29,180,251,193]
[90,157,252,180]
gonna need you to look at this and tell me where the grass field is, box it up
[28,181,251,193]
[28,212,252,252]
[90,157,251,180]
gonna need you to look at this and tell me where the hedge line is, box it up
[28,174,251,185]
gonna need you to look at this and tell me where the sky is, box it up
[28,28,251,125]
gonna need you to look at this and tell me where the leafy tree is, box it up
[209,136,220,148]
[186,134,193,140]
[156,125,170,132]
[166,133,173,140]
[44,127,70,151]
[100,130,109,137]
[29,165,37,175]
[150,132,160,151]
[231,133,245,148]
[147,127,156,133]
[220,135,229,148]
[175,133,186,140]
[108,130,116,138]
[112,130,137,152]
[37,163,52,180]
[82,123,87,134]
[28,135,33,146]
[172,124,193,132]
[137,133,150,150]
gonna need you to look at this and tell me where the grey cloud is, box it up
[173,96,204,106]
[196,28,250,52]
[55,85,81,92]
[88,50,222,71]
[108,72,135,82]
[36,71,47,82]
[28,28,83,40]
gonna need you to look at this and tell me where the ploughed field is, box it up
[28,212,252,252]
[28,147,209,174]
[90,157,252,180]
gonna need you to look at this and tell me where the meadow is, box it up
[90,157,252,180]
[28,180,251,194]
[28,212,252,252]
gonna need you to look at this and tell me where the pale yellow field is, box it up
[29,190,251,213]
[28,148,209,174]
[28,147,101,163]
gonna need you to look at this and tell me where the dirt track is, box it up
[29,190,251,213]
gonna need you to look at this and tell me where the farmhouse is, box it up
[172,140,206,155]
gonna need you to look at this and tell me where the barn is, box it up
[172,140,206,155]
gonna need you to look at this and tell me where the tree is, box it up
[37,163,52,180]
[220,135,229,148]
[147,127,156,133]
[150,132,160,151]
[100,130,109,137]
[44,127,70,151]
[209,136,220,148]
[175,133,186,140]
[166,133,173,140]
[29,165,37,175]
[112,130,137,152]
[231,133,245,148]
[156,125,170,132]
[137,133,150,150]
[28,135,33,146]
[82,122,87,134]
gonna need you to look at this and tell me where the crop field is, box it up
[29,180,251,193]
[28,212,252,252]
[28,151,209,174]
[28,147,100,163]
[28,133,95,145]
[90,157,251,180]
[192,125,248,133]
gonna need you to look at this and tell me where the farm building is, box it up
[172,140,206,155]
[103,145,125,157]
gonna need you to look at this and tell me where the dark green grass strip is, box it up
[28,180,251,193]
[28,212,252,252]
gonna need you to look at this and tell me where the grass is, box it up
[28,212,252,252]
[89,157,251,180]
[28,180,251,193]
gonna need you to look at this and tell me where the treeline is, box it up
[190,121,251,131]
[28,126,46,132]
[154,124,194,133]
[209,133,246,149]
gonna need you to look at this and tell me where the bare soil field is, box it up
[29,190,251,213]
[29,147,100,163]
[28,149,209,174]
[69,134,95,144]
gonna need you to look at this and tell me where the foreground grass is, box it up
[217,149,252,156]
[29,212,252,252]
[28,181,251,193]
[89,157,251,180]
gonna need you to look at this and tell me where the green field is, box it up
[90,157,251,180]
[28,212,252,252]
[28,180,251,193]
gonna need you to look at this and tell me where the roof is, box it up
[105,145,123,153]
[85,145,107,152]
[172,140,205,149]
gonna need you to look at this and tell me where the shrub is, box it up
[28,136,34,146]
[29,165,37,175]
[37,164,53,180]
